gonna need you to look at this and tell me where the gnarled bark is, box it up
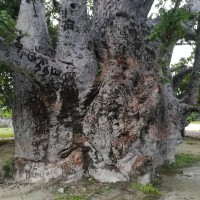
[0,0,199,183]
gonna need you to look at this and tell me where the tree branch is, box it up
[183,103,200,113]
[173,67,193,90]
[185,0,200,13]
[182,15,200,105]
[0,40,62,87]
[139,0,155,19]
[174,0,182,11]
[181,22,197,41]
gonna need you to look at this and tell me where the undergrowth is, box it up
[3,159,14,178]
[132,183,161,195]
[167,153,200,169]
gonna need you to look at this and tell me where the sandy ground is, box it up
[159,165,200,200]
[158,124,200,200]
[158,137,200,200]
[185,124,200,138]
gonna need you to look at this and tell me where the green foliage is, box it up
[0,10,17,43]
[3,159,14,178]
[0,128,14,138]
[87,0,93,11]
[45,0,59,49]
[190,121,200,124]
[0,0,20,109]
[48,23,59,49]
[187,112,200,122]
[0,107,12,118]
[0,0,21,43]
[0,64,13,109]
[132,183,161,195]
[171,52,194,74]
[150,8,191,46]
[167,153,200,169]
[171,51,195,99]
[0,0,21,20]
[161,76,170,84]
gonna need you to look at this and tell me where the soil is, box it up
[0,124,200,200]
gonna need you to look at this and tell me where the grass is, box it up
[168,153,200,169]
[184,137,199,145]
[0,128,14,139]
[190,121,200,124]
[132,183,160,195]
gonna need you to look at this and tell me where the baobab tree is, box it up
[0,0,200,183]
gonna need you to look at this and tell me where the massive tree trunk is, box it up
[0,0,200,183]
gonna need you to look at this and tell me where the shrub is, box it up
[132,183,160,195]
[3,159,14,178]
[168,153,200,169]
[0,107,12,118]
[187,112,200,122]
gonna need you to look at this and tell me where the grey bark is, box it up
[13,0,51,164]
[0,0,199,183]
[183,15,200,105]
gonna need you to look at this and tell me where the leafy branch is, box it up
[149,8,192,46]
[0,11,17,43]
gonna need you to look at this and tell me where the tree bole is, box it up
[0,0,198,183]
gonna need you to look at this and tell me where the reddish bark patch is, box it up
[74,135,87,143]
[71,151,83,166]
[116,56,130,71]
[113,134,137,147]
[60,150,83,173]
[15,157,28,168]
[49,101,61,109]
[85,114,96,124]
[133,155,152,173]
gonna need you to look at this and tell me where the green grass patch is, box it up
[190,121,200,124]
[0,128,14,139]
[132,183,160,195]
[168,153,200,169]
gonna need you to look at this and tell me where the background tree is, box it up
[0,0,200,183]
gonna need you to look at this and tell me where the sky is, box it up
[171,45,193,64]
